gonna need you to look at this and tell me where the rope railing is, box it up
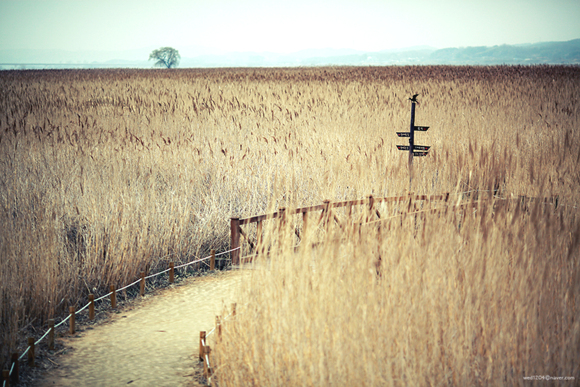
[199,304,238,384]
[2,247,241,385]
[93,291,114,303]
[16,348,28,363]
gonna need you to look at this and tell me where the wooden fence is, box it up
[229,192,567,265]
[230,193,452,264]
[198,303,237,383]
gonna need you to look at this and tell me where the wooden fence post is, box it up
[10,353,18,384]
[110,285,117,309]
[367,195,375,222]
[216,316,222,341]
[89,294,95,320]
[322,200,330,228]
[203,345,209,377]
[199,331,206,360]
[2,369,9,387]
[140,271,145,296]
[279,207,286,230]
[256,220,263,251]
[27,338,34,367]
[376,216,383,275]
[278,208,286,248]
[48,319,55,350]
[230,218,240,265]
[232,303,237,317]
[69,306,75,334]
[347,203,353,231]
[204,345,212,377]
[210,249,216,271]
[169,262,174,283]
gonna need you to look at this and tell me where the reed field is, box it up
[0,66,579,384]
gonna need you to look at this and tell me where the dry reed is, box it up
[0,66,579,384]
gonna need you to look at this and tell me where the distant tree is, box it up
[149,47,180,68]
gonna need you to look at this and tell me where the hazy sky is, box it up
[1,0,579,54]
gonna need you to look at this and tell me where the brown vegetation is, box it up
[1,66,579,384]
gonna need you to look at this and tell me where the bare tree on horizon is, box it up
[149,47,180,68]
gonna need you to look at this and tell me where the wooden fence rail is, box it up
[230,193,451,264]
[229,192,566,264]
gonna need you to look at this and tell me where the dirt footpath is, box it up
[37,270,246,387]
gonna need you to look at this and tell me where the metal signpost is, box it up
[396,94,431,188]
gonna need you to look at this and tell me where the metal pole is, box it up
[409,102,416,190]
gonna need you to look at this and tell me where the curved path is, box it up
[38,270,246,387]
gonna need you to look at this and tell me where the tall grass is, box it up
[215,195,579,386]
[0,66,579,380]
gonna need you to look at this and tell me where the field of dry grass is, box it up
[1,66,579,384]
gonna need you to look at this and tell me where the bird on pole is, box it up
[409,94,419,103]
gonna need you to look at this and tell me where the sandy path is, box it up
[38,270,246,387]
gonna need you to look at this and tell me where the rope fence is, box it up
[2,247,241,386]
[199,303,238,384]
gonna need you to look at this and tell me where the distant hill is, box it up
[1,39,579,69]
[427,39,580,65]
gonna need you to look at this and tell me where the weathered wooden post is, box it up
[110,285,117,309]
[298,210,309,251]
[278,208,286,248]
[256,220,263,249]
[69,306,75,334]
[376,208,383,275]
[140,271,146,296]
[27,338,34,367]
[216,316,222,341]
[367,195,374,222]
[322,200,330,229]
[169,262,175,283]
[88,294,95,320]
[199,331,206,360]
[2,369,9,387]
[230,217,240,265]
[48,319,55,350]
[279,207,286,228]
[210,249,216,271]
[203,346,212,377]
[10,353,19,384]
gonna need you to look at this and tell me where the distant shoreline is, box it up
[1,38,579,69]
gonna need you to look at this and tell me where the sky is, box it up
[1,0,579,55]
